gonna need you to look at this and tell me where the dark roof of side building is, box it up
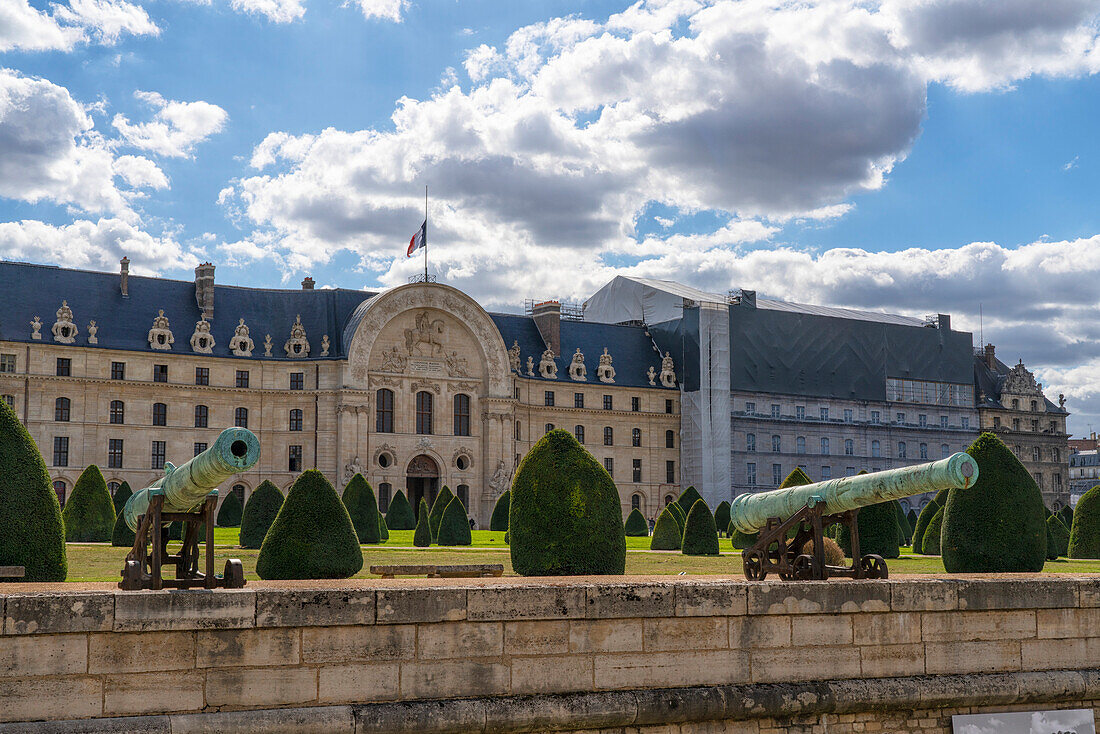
[973,353,1068,415]
[1071,451,1099,467]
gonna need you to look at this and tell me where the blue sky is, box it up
[2,0,1100,434]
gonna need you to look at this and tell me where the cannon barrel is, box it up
[123,427,261,531]
[729,452,978,535]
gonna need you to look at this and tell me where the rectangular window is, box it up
[772,463,782,486]
[632,397,641,412]
[771,435,781,452]
[574,392,584,409]
[289,445,303,472]
[153,364,168,383]
[153,403,167,426]
[376,389,394,433]
[844,439,854,456]
[820,437,830,455]
[870,410,880,424]
[886,377,972,407]
[194,442,207,457]
[918,414,928,427]
[1054,473,1062,488]
[544,391,555,407]
[632,428,642,447]
[821,466,831,480]
[194,405,208,428]
[151,440,166,470]
[453,394,471,437]
[2,394,13,407]
[235,370,249,388]
[110,362,125,380]
[993,416,1001,429]
[896,412,905,424]
[665,399,673,414]
[54,399,70,422]
[820,407,829,421]
[604,457,614,477]
[108,439,123,469]
[603,395,613,411]
[53,436,69,467]
[666,460,675,484]
[919,443,928,459]
[0,354,15,373]
[415,392,433,435]
[290,372,304,390]
[747,433,756,452]
[666,430,675,449]
[898,441,907,459]
[795,406,805,420]
[746,462,757,486]
[745,401,756,414]
[195,367,209,386]
[56,358,71,377]
[603,426,613,446]
[843,409,853,423]
[846,467,856,476]
[632,459,642,483]
[771,404,780,418]
[961,416,970,429]
[940,415,948,428]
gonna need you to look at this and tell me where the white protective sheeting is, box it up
[584,276,725,325]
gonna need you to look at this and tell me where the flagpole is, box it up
[423,185,428,282]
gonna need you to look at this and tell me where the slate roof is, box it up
[973,353,1068,415]
[1071,451,1100,467]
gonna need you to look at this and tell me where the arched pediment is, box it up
[345,282,511,398]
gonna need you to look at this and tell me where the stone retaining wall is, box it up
[1,576,1098,732]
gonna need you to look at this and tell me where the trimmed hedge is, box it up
[676,486,705,515]
[379,513,389,542]
[668,501,687,533]
[385,490,417,530]
[837,499,901,559]
[1047,514,1070,560]
[780,467,813,488]
[413,498,431,547]
[490,490,511,531]
[906,509,918,534]
[1059,504,1074,528]
[1069,485,1100,558]
[110,510,135,548]
[509,429,626,576]
[437,497,472,546]
[650,504,682,550]
[941,432,1047,573]
[216,491,243,528]
[911,493,943,554]
[714,501,731,538]
[256,470,363,579]
[681,499,720,556]
[112,481,133,515]
[730,525,758,550]
[894,501,912,546]
[63,465,115,543]
[429,486,455,541]
[624,508,649,536]
[922,506,945,555]
[341,474,381,543]
[239,480,284,549]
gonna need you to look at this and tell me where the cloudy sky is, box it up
[3,0,1100,434]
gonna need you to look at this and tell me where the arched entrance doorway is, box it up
[406,454,439,511]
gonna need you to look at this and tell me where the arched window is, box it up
[796,436,806,454]
[545,423,554,434]
[235,407,248,428]
[574,425,585,443]
[632,428,641,447]
[376,389,394,433]
[747,433,756,452]
[53,480,66,507]
[416,392,433,435]
[772,435,781,452]
[1031,446,1040,462]
[289,409,303,431]
[665,430,674,449]
[871,440,881,458]
[919,442,928,459]
[844,439,854,456]
[107,481,120,497]
[456,484,468,508]
[194,404,208,428]
[942,443,951,458]
[604,427,613,446]
[820,437,830,455]
[231,484,245,506]
[631,493,641,511]
[453,394,471,436]
[898,441,907,459]
[378,483,392,513]
[110,400,125,424]
[54,397,70,422]
[664,494,674,506]
[152,402,167,426]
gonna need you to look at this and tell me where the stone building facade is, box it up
[0,261,679,526]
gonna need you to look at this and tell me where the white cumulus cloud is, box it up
[112,90,228,158]
[0,0,157,52]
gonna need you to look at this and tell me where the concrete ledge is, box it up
[1,670,1093,734]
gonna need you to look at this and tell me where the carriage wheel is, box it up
[794,553,824,581]
[859,554,888,579]
[742,550,766,581]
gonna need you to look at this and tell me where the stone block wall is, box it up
[1,577,1099,732]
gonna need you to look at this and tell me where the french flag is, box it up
[407,220,427,257]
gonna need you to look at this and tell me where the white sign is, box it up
[953,709,1095,734]
[409,359,444,375]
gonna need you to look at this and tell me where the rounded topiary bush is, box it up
[714,501,731,538]
[1047,514,1070,560]
[1069,485,1100,558]
[650,504,681,550]
[681,499,719,556]
[413,498,431,547]
[256,470,363,579]
[240,480,284,549]
[437,497,472,546]
[837,500,901,559]
[624,508,649,537]
[941,432,1047,573]
[112,481,133,515]
[63,465,115,542]
[509,429,626,575]
[111,510,135,548]
[802,537,844,566]
[490,490,511,531]
[216,491,243,527]
[428,485,455,541]
[0,400,66,580]
[341,474,381,543]
[922,506,945,555]
[385,490,416,530]
[676,486,704,515]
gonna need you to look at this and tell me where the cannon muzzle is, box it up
[729,452,978,535]
[123,427,261,531]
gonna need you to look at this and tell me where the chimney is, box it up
[984,343,996,369]
[301,277,315,290]
[194,262,215,320]
[531,300,561,356]
[119,257,129,298]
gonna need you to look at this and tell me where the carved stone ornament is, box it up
[647,365,657,386]
[343,455,364,483]
[30,316,42,340]
[372,443,397,466]
[147,310,174,351]
[52,301,77,344]
[404,311,445,357]
[189,317,215,354]
[526,356,534,376]
[1059,393,1067,409]
[87,320,98,345]
[1002,359,1043,398]
[597,347,615,384]
[229,318,254,357]
[568,348,587,382]
[263,334,273,357]
[508,341,521,372]
[369,374,401,389]
[660,352,677,388]
[538,349,557,379]
[452,447,473,470]
[415,436,434,451]
[445,351,469,377]
[455,380,480,392]
[489,459,510,494]
[411,380,442,395]
[284,314,310,358]
[321,335,330,357]
[380,346,408,373]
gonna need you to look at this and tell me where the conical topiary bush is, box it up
[681,499,719,556]
[216,491,243,527]
[894,501,912,545]
[1047,514,1070,560]
[428,486,455,541]
[922,506,945,555]
[490,490,511,531]
[1059,504,1074,529]
[675,486,705,515]
[837,500,901,559]
[624,508,649,536]
[385,490,417,530]
[239,480,284,549]
[509,429,626,575]
[0,400,66,580]
[941,433,1047,573]
[780,467,813,488]
[911,490,946,554]
[379,512,389,541]
[413,498,431,547]
[437,497,472,546]
[668,501,686,533]
[112,481,133,515]
[341,474,381,543]
[111,510,135,548]
[714,501,731,538]
[256,470,363,579]
[1069,486,1100,558]
[63,465,115,542]
[650,505,682,550]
